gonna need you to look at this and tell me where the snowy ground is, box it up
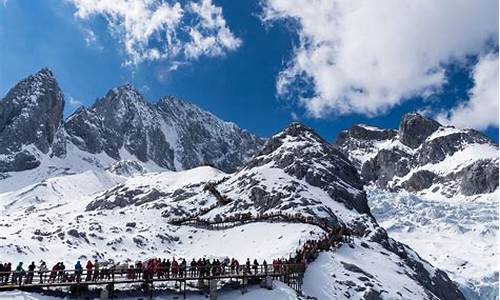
[368,187,499,300]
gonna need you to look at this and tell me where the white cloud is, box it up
[70,0,240,65]
[261,0,499,118]
[436,53,499,130]
[67,95,83,109]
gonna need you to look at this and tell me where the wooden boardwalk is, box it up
[0,264,305,297]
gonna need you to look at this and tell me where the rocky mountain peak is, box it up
[0,68,65,171]
[335,113,498,199]
[399,112,441,148]
[254,122,324,157]
[244,123,370,216]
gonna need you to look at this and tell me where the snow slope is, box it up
[0,123,466,299]
[368,187,498,300]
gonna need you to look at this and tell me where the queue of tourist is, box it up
[0,222,352,286]
[0,256,303,286]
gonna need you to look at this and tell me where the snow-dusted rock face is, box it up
[335,113,499,199]
[0,68,65,172]
[0,69,263,185]
[65,85,264,173]
[212,123,371,223]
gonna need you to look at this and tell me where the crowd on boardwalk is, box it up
[0,257,300,286]
[0,221,352,287]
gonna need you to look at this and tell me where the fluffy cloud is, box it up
[436,53,499,130]
[71,0,241,65]
[261,0,498,118]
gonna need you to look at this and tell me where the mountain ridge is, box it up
[0,68,264,189]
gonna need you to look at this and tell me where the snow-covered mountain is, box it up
[335,113,499,299]
[335,113,498,200]
[0,122,465,299]
[0,69,264,192]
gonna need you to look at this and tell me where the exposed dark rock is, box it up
[399,113,440,148]
[0,68,64,172]
[459,159,499,195]
[401,170,436,192]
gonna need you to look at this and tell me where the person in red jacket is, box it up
[171,258,179,278]
[85,260,94,281]
[230,258,239,275]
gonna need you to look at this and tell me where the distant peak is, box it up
[282,122,317,137]
[399,112,441,148]
[37,67,54,77]
[113,83,140,93]
[401,112,441,126]
[104,84,145,102]
[25,67,56,84]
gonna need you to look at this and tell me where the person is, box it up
[26,261,36,284]
[230,258,239,275]
[190,259,197,277]
[85,260,94,281]
[164,259,171,278]
[180,259,187,278]
[245,258,251,275]
[49,262,59,283]
[136,261,143,279]
[3,263,11,285]
[58,262,66,282]
[38,260,48,284]
[92,259,99,281]
[171,258,179,278]
[0,262,3,284]
[252,259,259,274]
[197,258,204,277]
[273,259,280,274]
[263,260,268,274]
[14,262,25,285]
[74,261,83,282]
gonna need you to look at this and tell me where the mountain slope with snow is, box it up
[335,113,498,200]
[0,123,466,299]
[335,114,499,299]
[0,69,263,193]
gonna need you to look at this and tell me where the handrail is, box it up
[0,264,306,288]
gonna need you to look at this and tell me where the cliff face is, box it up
[0,69,264,179]
[335,113,498,199]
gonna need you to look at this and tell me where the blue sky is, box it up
[0,0,498,142]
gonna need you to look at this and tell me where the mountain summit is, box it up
[335,112,499,199]
[0,69,264,190]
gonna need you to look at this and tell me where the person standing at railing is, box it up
[135,261,143,279]
[0,262,3,284]
[2,262,11,285]
[26,261,36,284]
[171,258,179,278]
[85,260,93,281]
[180,259,187,277]
[49,262,58,283]
[38,260,48,284]
[13,262,25,285]
[245,258,251,275]
[57,262,66,282]
[252,259,259,275]
[263,260,268,275]
[74,261,83,283]
[164,259,171,278]
[230,258,239,275]
[190,259,197,277]
[92,260,99,281]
